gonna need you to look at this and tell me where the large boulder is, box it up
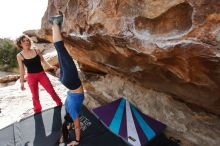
[27,0,220,115]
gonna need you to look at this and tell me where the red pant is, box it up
[27,71,62,112]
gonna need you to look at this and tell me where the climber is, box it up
[49,12,84,146]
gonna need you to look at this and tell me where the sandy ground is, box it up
[0,73,67,129]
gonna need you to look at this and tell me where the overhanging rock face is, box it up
[35,0,220,115]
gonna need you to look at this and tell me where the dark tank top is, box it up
[20,49,44,73]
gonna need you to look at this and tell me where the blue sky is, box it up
[0,0,48,39]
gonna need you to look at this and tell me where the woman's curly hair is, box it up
[15,35,31,49]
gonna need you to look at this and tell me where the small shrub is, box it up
[0,38,20,72]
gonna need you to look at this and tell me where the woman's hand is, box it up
[50,65,58,71]
[20,82,25,90]
[67,141,79,146]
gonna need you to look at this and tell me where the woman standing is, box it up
[49,13,84,146]
[16,35,62,113]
